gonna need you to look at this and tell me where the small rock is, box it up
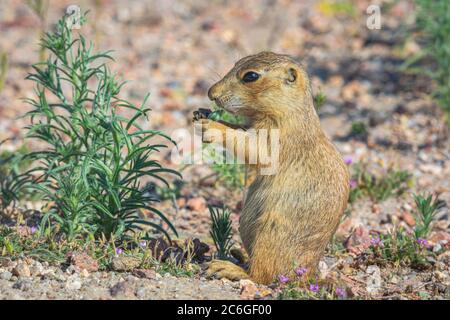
[111,256,141,272]
[0,271,12,281]
[433,243,443,253]
[16,226,34,238]
[366,265,382,296]
[318,261,329,279]
[12,262,31,278]
[65,265,78,275]
[65,278,82,290]
[136,287,147,299]
[254,288,273,299]
[80,269,90,278]
[12,279,32,291]
[434,271,448,284]
[0,257,12,268]
[29,261,44,276]
[429,232,450,245]
[176,198,186,208]
[186,197,206,212]
[132,269,157,280]
[239,279,258,300]
[345,226,371,254]
[110,281,136,299]
[401,211,416,227]
[342,264,354,275]
[67,251,99,272]
[390,275,399,284]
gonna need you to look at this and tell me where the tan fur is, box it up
[197,52,349,284]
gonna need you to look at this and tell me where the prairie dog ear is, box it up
[286,67,297,84]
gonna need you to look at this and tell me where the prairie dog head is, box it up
[208,52,314,121]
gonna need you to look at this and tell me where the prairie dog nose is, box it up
[207,83,220,101]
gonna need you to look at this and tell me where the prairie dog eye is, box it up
[242,71,260,83]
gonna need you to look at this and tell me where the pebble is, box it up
[110,281,136,299]
[30,261,44,276]
[366,265,382,296]
[65,278,82,290]
[111,256,141,272]
[12,279,33,291]
[12,262,31,278]
[136,287,147,299]
[0,271,12,281]
[186,197,206,212]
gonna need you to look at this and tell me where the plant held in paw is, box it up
[208,205,233,259]
[23,13,180,241]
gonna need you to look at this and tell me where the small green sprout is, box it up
[209,205,233,260]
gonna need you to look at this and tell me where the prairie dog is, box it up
[194,52,349,284]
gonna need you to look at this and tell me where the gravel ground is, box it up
[0,0,449,299]
[0,259,244,300]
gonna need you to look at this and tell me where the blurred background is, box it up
[0,0,448,240]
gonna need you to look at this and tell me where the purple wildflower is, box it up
[115,248,123,255]
[278,275,289,284]
[344,155,353,166]
[294,267,307,277]
[335,287,345,298]
[30,226,38,234]
[309,283,319,293]
[139,241,147,248]
[349,179,358,189]
[417,238,428,247]
[370,236,383,247]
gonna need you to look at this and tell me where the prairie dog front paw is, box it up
[193,108,212,121]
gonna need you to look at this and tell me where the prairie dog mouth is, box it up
[215,95,242,114]
[223,104,242,114]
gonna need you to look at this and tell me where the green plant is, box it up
[206,106,246,189]
[0,52,8,92]
[208,205,233,259]
[23,13,180,241]
[0,141,33,212]
[370,227,431,267]
[145,179,184,201]
[317,0,356,18]
[413,193,445,239]
[207,105,245,124]
[349,164,413,203]
[369,193,443,268]
[404,1,450,125]
[0,224,198,275]
[350,121,367,138]
[313,91,327,111]
[211,162,245,189]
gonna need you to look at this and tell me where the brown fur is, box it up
[197,52,349,284]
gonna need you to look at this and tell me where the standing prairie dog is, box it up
[194,52,349,284]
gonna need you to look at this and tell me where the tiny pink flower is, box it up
[294,267,307,277]
[370,236,383,247]
[278,275,289,284]
[309,283,319,293]
[139,241,147,248]
[344,156,353,166]
[349,179,358,189]
[417,238,428,247]
[335,287,345,297]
